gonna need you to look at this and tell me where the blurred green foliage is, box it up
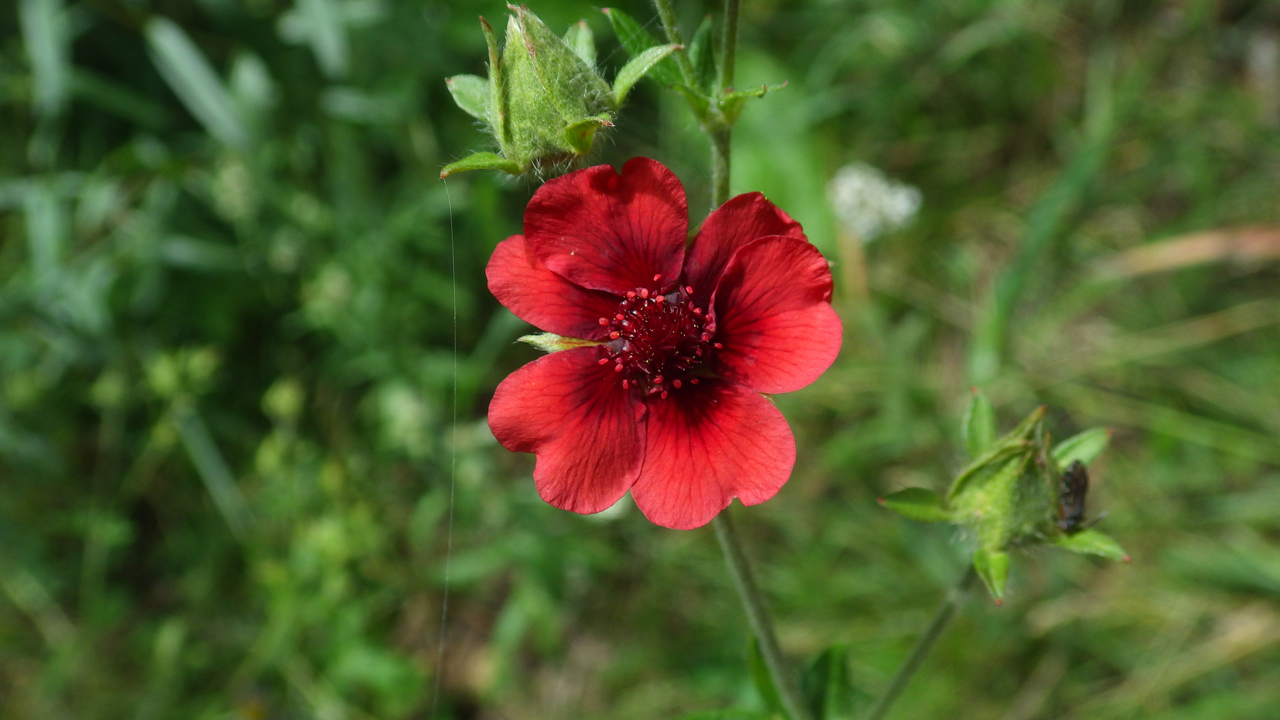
[1,0,1279,718]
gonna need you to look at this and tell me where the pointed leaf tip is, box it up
[1053,528,1128,562]
[962,388,997,458]
[973,548,1010,603]
[879,487,950,522]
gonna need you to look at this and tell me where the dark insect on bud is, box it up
[1056,460,1089,534]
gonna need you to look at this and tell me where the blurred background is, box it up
[2,0,1280,718]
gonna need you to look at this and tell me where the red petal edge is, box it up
[487,235,620,340]
[489,347,645,515]
[711,236,842,394]
[523,158,687,296]
[630,380,796,530]
[683,192,805,310]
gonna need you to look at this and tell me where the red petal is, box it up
[631,381,796,530]
[487,235,620,340]
[683,192,805,310]
[712,236,842,394]
[524,158,687,295]
[489,347,645,515]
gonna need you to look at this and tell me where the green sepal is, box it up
[1052,427,1112,471]
[613,44,683,105]
[517,333,601,354]
[602,7,684,87]
[947,440,1032,501]
[440,152,522,179]
[878,488,950,522]
[747,638,785,718]
[563,114,612,155]
[802,645,857,720]
[973,548,1010,604]
[445,74,490,122]
[563,20,595,67]
[688,15,717,93]
[719,82,785,125]
[962,387,997,458]
[1053,528,1129,562]
[480,17,506,147]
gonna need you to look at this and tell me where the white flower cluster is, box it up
[827,163,922,242]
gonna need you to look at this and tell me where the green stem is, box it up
[865,566,978,720]
[713,512,810,720]
[717,0,739,94]
[710,125,731,209]
[651,0,697,85]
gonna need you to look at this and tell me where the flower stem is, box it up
[651,0,697,86]
[865,566,978,720]
[713,512,810,720]
[710,126,731,208]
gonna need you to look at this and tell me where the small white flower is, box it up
[827,163,922,242]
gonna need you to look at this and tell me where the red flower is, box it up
[487,158,842,529]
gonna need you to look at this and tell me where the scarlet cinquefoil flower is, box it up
[487,158,842,529]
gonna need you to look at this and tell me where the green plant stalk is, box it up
[865,566,978,720]
[713,512,809,720]
[651,0,697,85]
[716,0,739,94]
[710,125,731,208]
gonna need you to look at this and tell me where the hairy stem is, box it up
[651,0,697,85]
[717,0,739,94]
[713,512,810,720]
[710,125,731,209]
[865,566,978,720]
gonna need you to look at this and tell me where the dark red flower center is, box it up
[596,283,718,398]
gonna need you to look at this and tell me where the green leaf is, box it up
[747,638,785,718]
[1052,428,1111,471]
[688,14,716,92]
[563,114,612,154]
[670,712,771,720]
[1053,528,1128,562]
[878,488,950,522]
[516,333,601,354]
[973,548,1010,604]
[802,645,855,720]
[563,20,595,67]
[19,0,70,117]
[962,388,998,458]
[145,18,251,150]
[613,44,682,105]
[446,74,490,122]
[720,82,785,125]
[439,152,522,179]
[601,7,683,87]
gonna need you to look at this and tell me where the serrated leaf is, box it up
[446,74,490,122]
[973,548,1010,604]
[563,20,595,67]
[747,638,785,717]
[1053,528,1128,562]
[879,488,950,522]
[517,332,601,353]
[1052,428,1111,471]
[963,388,997,458]
[688,14,716,93]
[602,7,684,87]
[613,44,682,105]
[439,152,522,179]
[802,645,855,720]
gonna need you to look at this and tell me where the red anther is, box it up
[639,288,650,299]
[614,364,623,373]
[653,273,662,282]
[653,375,663,384]
[672,379,682,389]
[714,342,723,349]
[692,307,702,315]
[615,313,624,321]
[685,285,693,294]
[661,391,669,399]
[694,348,702,356]
[655,295,665,303]
[598,358,609,365]
[610,331,621,339]
[598,317,609,325]
[622,379,629,389]
[626,290,636,298]
[690,378,699,384]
